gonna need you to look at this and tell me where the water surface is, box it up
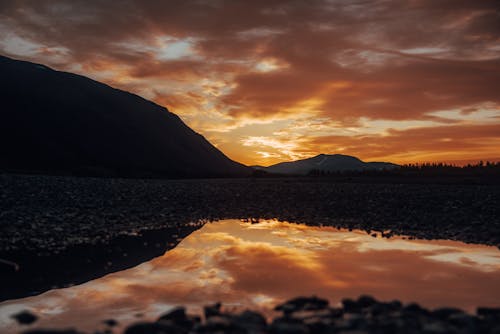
[1,219,500,332]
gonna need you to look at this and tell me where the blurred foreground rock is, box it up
[21,296,500,334]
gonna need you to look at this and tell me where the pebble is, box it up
[11,310,38,325]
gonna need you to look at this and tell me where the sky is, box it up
[1,0,499,166]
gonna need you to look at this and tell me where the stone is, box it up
[269,317,309,334]
[204,302,222,318]
[275,296,329,314]
[195,315,247,334]
[124,322,185,334]
[357,295,377,308]
[403,303,429,315]
[449,313,477,330]
[421,321,449,333]
[234,310,267,332]
[477,307,500,317]
[157,307,198,331]
[432,307,463,320]
[158,307,187,322]
[102,319,118,327]
[12,310,38,325]
[342,299,361,314]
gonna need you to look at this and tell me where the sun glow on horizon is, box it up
[1,1,499,166]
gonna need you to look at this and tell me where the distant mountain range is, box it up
[253,154,399,175]
[0,55,250,178]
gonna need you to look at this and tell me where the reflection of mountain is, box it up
[0,55,250,177]
[258,154,398,175]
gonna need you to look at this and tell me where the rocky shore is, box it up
[1,174,499,300]
[1,174,499,253]
[14,295,500,334]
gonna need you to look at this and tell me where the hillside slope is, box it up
[0,55,250,177]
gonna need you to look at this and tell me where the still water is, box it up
[1,219,500,332]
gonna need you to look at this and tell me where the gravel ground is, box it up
[1,174,499,253]
[1,173,499,300]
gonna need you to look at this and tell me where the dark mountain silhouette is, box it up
[0,55,250,177]
[257,154,398,175]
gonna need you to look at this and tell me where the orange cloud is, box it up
[1,0,499,165]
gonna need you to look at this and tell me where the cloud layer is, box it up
[1,0,499,165]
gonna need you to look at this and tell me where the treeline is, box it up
[307,161,500,177]
[402,161,500,169]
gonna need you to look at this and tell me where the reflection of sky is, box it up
[1,219,500,332]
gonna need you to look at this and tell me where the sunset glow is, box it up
[1,1,499,165]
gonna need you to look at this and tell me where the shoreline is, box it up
[1,174,499,301]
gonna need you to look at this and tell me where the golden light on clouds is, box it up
[1,0,499,165]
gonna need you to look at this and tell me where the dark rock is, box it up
[357,295,377,308]
[124,322,185,334]
[449,313,478,330]
[14,296,500,334]
[204,302,222,318]
[275,296,329,315]
[157,306,197,330]
[370,300,402,316]
[195,316,247,334]
[12,310,38,325]
[102,319,118,327]
[336,314,368,331]
[432,307,463,319]
[403,303,429,315]
[372,317,402,333]
[275,303,296,316]
[233,310,267,332]
[158,307,186,322]
[477,307,500,317]
[421,321,449,333]
[369,303,388,316]
[387,300,403,311]
[302,317,332,334]
[342,298,361,314]
[329,307,344,318]
[269,317,309,334]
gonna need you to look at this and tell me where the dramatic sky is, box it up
[1,1,499,166]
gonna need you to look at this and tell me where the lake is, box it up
[1,219,500,332]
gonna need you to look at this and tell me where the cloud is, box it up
[306,123,500,163]
[1,0,499,164]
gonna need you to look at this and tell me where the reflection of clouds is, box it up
[263,223,500,271]
[1,219,500,333]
